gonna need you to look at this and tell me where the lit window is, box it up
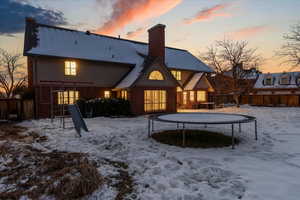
[176,87,183,92]
[58,90,79,105]
[183,91,187,105]
[104,91,111,98]
[121,90,127,100]
[197,91,206,102]
[171,70,181,81]
[149,70,164,80]
[144,90,166,112]
[190,91,195,101]
[65,61,77,76]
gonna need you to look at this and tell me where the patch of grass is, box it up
[0,123,47,143]
[0,143,103,200]
[104,159,137,200]
[152,129,239,148]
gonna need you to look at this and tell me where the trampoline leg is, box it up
[255,120,258,140]
[231,124,235,149]
[182,123,186,147]
[177,122,179,129]
[152,120,154,132]
[204,124,207,128]
[239,123,241,133]
[148,118,151,138]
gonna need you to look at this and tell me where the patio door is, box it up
[144,90,166,112]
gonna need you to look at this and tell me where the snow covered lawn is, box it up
[22,106,300,200]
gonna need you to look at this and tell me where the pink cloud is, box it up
[126,27,146,39]
[230,25,270,39]
[184,3,231,24]
[96,0,182,35]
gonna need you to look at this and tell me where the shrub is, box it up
[77,98,132,118]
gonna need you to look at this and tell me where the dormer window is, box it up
[296,77,300,85]
[65,61,77,76]
[149,70,164,80]
[264,76,274,86]
[280,74,290,85]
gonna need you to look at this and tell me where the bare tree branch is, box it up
[0,48,27,98]
[277,21,300,68]
[200,39,263,107]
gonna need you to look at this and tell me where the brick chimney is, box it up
[148,24,166,63]
[24,17,38,53]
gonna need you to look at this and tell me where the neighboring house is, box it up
[208,70,258,105]
[251,72,300,106]
[223,67,261,80]
[23,18,213,118]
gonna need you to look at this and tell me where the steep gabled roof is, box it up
[254,72,300,89]
[184,73,204,90]
[24,22,213,73]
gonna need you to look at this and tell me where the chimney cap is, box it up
[148,24,166,32]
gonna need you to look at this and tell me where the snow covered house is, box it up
[23,18,214,118]
[251,72,300,106]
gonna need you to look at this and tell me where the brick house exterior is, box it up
[23,18,213,118]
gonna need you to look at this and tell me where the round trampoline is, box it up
[148,112,257,149]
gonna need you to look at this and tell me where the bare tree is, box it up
[200,39,262,106]
[0,49,26,98]
[277,22,300,68]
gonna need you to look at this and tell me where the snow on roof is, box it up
[26,24,213,73]
[184,73,203,90]
[28,26,139,64]
[254,72,300,89]
[115,61,144,89]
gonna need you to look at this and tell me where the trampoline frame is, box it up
[148,112,258,149]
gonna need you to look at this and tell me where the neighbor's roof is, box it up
[254,72,300,89]
[184,73,204,90]
[25,24,213,73]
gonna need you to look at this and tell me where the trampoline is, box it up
[148,112,257,149]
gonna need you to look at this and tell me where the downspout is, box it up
[33,56,38,119]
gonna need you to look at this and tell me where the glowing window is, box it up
[197,91,206,102]
[149,70,164,80]
[144,90,166,112]
[121,90,127,100]
[104,91,111,98]
[171,70,181,81]
[183,91,187,105]
[58,90,79,105]
[190,91,195,101]
[176,87,183,92]
[65,61,77,76]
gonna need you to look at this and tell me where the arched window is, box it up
[148,70,164,80]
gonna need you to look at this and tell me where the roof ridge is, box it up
[36,23,187,52]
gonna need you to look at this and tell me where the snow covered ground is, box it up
[21,106,300,200]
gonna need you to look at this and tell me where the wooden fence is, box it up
[0,99,34,121]
[238,95,300,107]
[214,95,300,107]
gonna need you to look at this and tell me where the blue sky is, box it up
[0,0,299,72]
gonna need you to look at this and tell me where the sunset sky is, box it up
[1,0,299,72]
